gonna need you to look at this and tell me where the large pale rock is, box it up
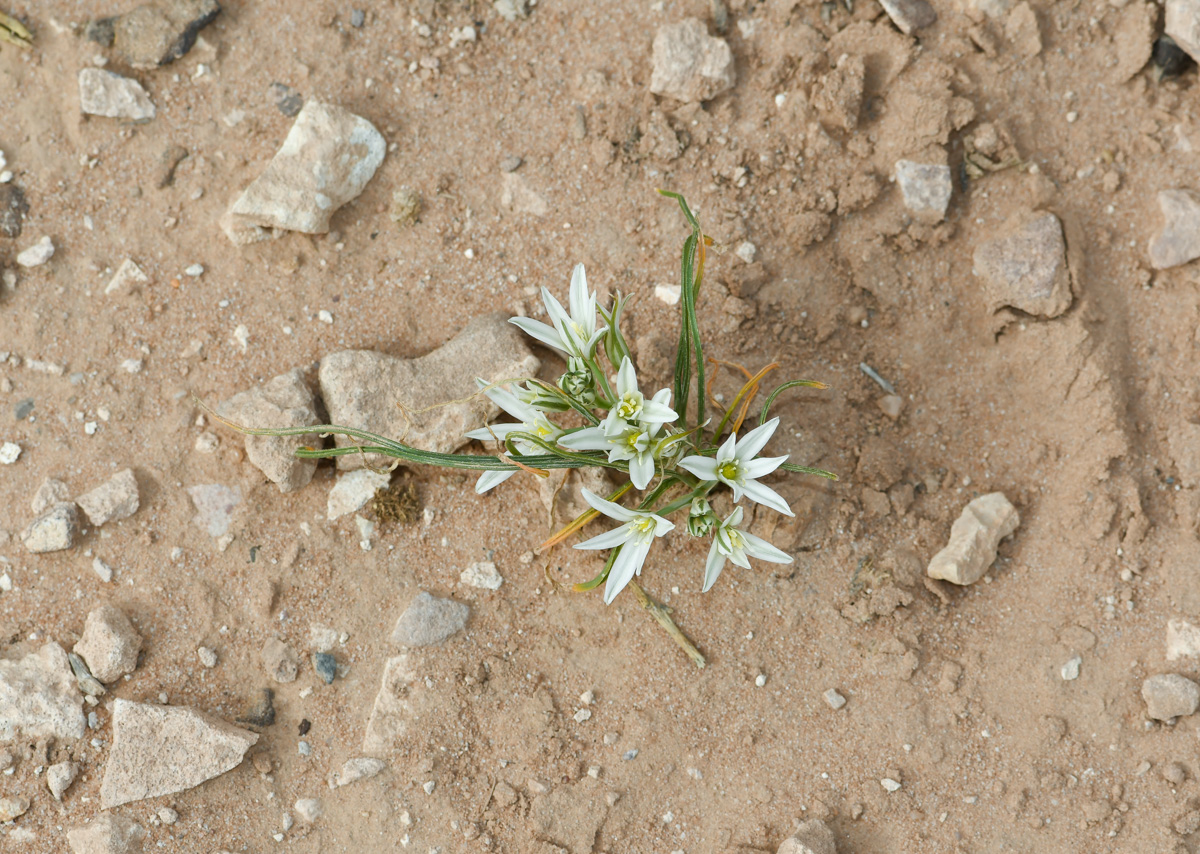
[73,605,142,683]
[973,210,1073,318]
[649,18,735,103]
[221,100,386,245]
[1141,673,1200,721]
[78,69,156,121]
[319,313,539,470]
[67,814,146,854]
[1148,189,1200,270]
[0,642,86,743]
[100,699,258,808]
[1167,0,1200,63]
[777,819,838,854]
[76,468,140,526]
[21,502,78,553]
[391,592,470,647]
[927,493,1020,585]
[895,160,952,223]
[218,369,321,493]
[362,655,416,755]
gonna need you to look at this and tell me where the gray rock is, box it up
[31,477,70,514]
[312,652,336,684]
[221,100,386,245]
[333,757,386,787]
[1167,0,1200,63]
[260,638,298,683]
[187,484,241,537]
[68,651,108,696]
[972,211,1073,318]
[0,642,86,743]
[109,0,221,68]
[269,82,304,117]
[47,760,80,801]
[78,69,156,121]
[100,699,258,808]
[777,819,837,854]
[73,605,142,683]
[927,493,1020,585]
[1148,189,1200,269]
[21,502,79,553]
[319,313,539,470]
[391,592,469,647]
[362,655,416,755]
[67,814,147,854]
[895,160,952,223]
[76,468,140,526]
[878,0,937,33]
[1142,673,1200,721]
[218,369,321,493]
[649,18,735,103]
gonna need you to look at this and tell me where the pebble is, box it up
[390,186,422,225]
[926,492,1020,585]
[823,688,847,710]
[622,749,639,761]
[269,82,304,117]
[0,795,29,821]
[312,652,336,684]
[654,283,682,305]
[221,101,386,245]
[574,709,592,722]
[499,172,548,216]
[878,394,904,420]
[881,778,902,792]
[1141,673,1200,721]
[16,235,55,268]
[76,468,140,527]
[21,502,79,553]
[187,483,242,537]
[0,441,20,464]
[776,819,837,854]
[184,263,204,277]
[157,807,178,825]
[68,651,108,696]
[327,469,391,521]
[197,646,218,668]
[78,69,156,120]
[877,0,937,33]
[391,592,470,647]
[649,18,736,103]
[499,155,523,173]
[350,8,365,27]
[46,760,80,801]
[973,211,1073,318]
[333,757,386,787]
[1147,189,1200,269]
[423,780,437,794]
[295,797,323,823]
[309,624,340,653]
[1060,656,1082,681]
[894,160,953,223]
[261,638,299,683]
[105,0,221,68]
[319,314,539,470]
[0,183,28,238]
[1167,0,1200,63]
[0,643,87,742]
[67,813,146,853]
[1167,618,1200,660]
[298,740,312,756]
[460,560,504,590]
[74,604,143,682]
[100,699,258,808]
[91,556,115,583]
[104,259,149,297]
[218,369,321,493]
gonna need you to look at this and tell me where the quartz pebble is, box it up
[197,646,218,668]
[895,160,952,223]
[1060,656,1082,681]
[327,469,391,520]
[46,760,80,801]
[21,502,79,553]
[93,557,114,582]
[295,797,323,823]
[16,235,55,268]
[1142,673,1200,721]
[0,441,20,464]
[926,493,1019,585]
[881,777,902,792]
[460,560,504,590]
[1167,618,1200,660]
[823,688,847,710]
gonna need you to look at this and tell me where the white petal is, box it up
[741,531,794,564]
[716,431,738,463]
[575,524,634,550]
[510,317,568,353]
[742,455,788,479]
[464,422,523,442]
[616,356,637,397]
[559,427,612,451]
[727,545,752,569]
[650,514,675,537]
[678,455,719,480]
[474,469,516,494]
[639,398,679,424]
[725,506,745,528]
[580,487,639,522]
[604,541,651,604]
[734,417,779,462]
[569,264,589,321]
[739,478,794,516]
[702,540,726,593]
[629,453,655,490]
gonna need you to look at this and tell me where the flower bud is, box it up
[687,497,716,537]
[559,358,596,403]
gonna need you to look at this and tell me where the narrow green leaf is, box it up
[757,379,830,426]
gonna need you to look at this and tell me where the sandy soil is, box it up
[3,0,1200,852]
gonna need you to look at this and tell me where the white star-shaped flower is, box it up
[465,379,563,493]
[573,488,674,604]
[677,417,793,516]
[510,264,607,360]
[702,506,793,592]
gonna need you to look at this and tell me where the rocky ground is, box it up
[3,0,1200,852]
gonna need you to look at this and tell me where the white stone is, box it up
[105,259,149,296]
[76,468,140,526]
[776,819,837,854]
[197,646,218,668]
[0,441,20,464]
[327,469,391,521]
[735,241,757,263]
[460,560,503,590]
[823,688,846,710]
[16,236,54,268]
[74,604,142,682]
[21,502,79,553]
[0,642,86,744]
[46,760,80,801]
[1060,655,1082,681]
[1167,618,1200,660]
[895,160,952,223]
[363,655,416,755]
[1167,0,1200,63]
[655,283,681,305]
[881,777,902,792]
[333,757,387,788]
[927,492,1019,585]
[32,477,71,513]
[78,69,156,120]
[649,18,736,103]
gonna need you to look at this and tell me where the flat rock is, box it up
[333,757,387,787]
[878,0,937,33]
[100,699,258,808]
[777,819,838,854]
[319,313,539,470]
[31,476,71,514]
[187,484,241,537]
[78,69,156,121]
[927,492,1020,585]
[327,469,391,521]
[895,160,952,223]
[109,0,221,68]
[649,18,735,103]
[218,369,321,493]
[21,502,79,553]
[73,605,142,683]
[1142,673,1200,721]
[1148,189,1200,269]
[0,642,86,743]
[221,100,385,245]
[391,592,469,647]
[1167,618,1200,660]
[295,797,324,823]
[76,468,140,526]
[973,210,1073,318]
[362,655,416,755]
[67,814,147,854]
[47,760,81,801]
[1167,0,1200,63]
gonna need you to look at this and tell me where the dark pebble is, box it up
[313,652,336,685]
[0,184,28,239]
[85,17,116,46]
[350,9,365,27]
[269,82,304,118]
[1154,36,1195,81]
[14,398,34,421]
[236,688,276,728]
[298,718,311,736]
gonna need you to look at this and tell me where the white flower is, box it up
[702,506,792,592]
[608,357,678,427]
[559,391,673,490]
[465,379,563,493]
[677,417,793,516]
[510,264,607,360]
[573,488,674,604]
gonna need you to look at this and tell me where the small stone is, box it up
[927,493,1020,585]
[194,432,219,453]
[1148,189,1200,269]
[1167,618,1200,660]
[0,184,28,238]
[823,688,847,710]
[47,760,80,801]
[78,69,156,121]
[878,395,904,420]
[1141,673,1200,721]
[391,592,470,647]
[67,814,147,854]
[312,652,336,684]
[776,818,837,854]
[0,642,87,743]
[269,82,304,117]
[390,186,422,225]
[895,160,952,223]
[881,778,902,792]
[0,795,29,821]
[298,739,311,756]
[350,8,365,27]
[499,172,549,216]
[423,780,436,795]
[183,263,204,277]
[294,798,323,823]
[649,18,736,103]
[622,749,639,761]
[362,655,415,754]
[157,807,178,825]
[655,283,682,305]
[0,442,20,464]
[877,0,937,33]
[460,560,503,590]
[108,0,221,68]
[21,502,79,553]
[1060,655,1082,681]
[221,101,386,245]
[68,652,108,696]
[187,484,241,537]
[1163,761,1188,786]
[261,638,298,683]
[499,155,523,173]
[31,477,70,513]
[1167,0,1200,63]
[333,757,386,787]
[76,468,140,526]
[309,624,339,653]
[218,369,321,493]
[574,708,592,722]
[973,211,1073,318]
[16,235,55,268]
[327,469,391,520]
[197,646,218,668]
[237,689,276,728]
[74,604,142,682]
[105,259,149,296]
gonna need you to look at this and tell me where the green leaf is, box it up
[757,379,829,426]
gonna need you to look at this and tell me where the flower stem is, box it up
[628,581,706,669]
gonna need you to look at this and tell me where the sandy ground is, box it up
[3,0,1200,851]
